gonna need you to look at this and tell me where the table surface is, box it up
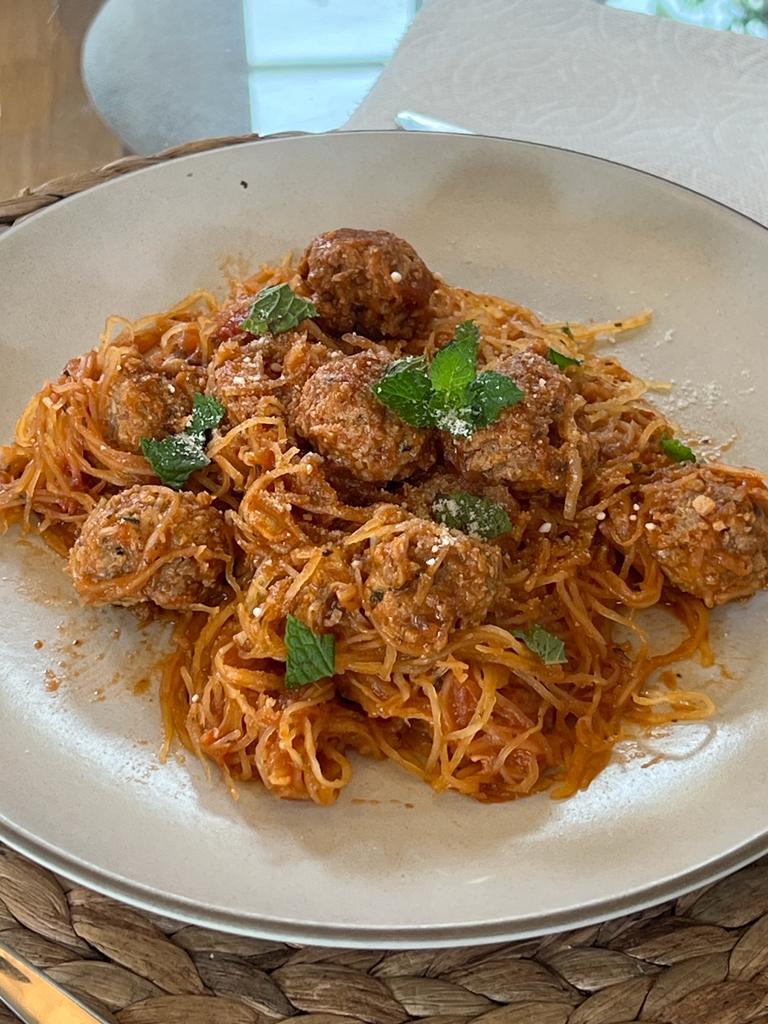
[0,0,124,199]
[2,0,767,201]
[3,10,768,1018]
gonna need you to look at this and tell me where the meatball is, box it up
[640,465,768,607]
[69,485,231,609]
[399,470,519,524]
[298,228,437,340]
[103,352,204,453]
[295,350,433,483]
[207,331,330,426]
[362,517,502,655]
[444,347,588,495]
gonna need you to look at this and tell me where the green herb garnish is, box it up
[513,624,568,666]
[187,392,227,435]
[467,371,525,428]
[547,347,582,371]
[284,614,336,688]
[429,321,480,405]
[140,435,210,491]
[241,283,317,336]
[140,393,225,490]
[370,357,434,428]
[431,491,512,540]
[660,436,696,464]
[373,319,524,437]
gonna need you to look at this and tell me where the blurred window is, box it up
[597,0,768,37]
[243,0,423,134]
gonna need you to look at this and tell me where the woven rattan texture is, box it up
[3,844,768,1024]
[3,137,768,1024]
[0,134,263,223]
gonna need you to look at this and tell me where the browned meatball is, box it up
[295,350,433,482]
[207,331,330,426]
[444,347,589,495]
[298,228,437,340]
[362,518,501,655]
[639,465,768,607]
[69,485,231,609]
[103,352,204,453]
[399,470,519,524]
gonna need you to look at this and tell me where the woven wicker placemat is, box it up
[0,134,261,224]
[3,137,768,1024]
[2,842,768,1024]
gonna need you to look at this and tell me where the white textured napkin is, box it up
[346,0,768,226]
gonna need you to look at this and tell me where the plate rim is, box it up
[4,128,767,241]
[2,129,768,947]
[1,815,767,947]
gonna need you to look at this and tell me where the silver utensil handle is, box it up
[0,937,110,1023]
[394,109,474,134]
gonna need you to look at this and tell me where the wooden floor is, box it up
[0,0,124,200]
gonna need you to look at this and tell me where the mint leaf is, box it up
[284,614,336,688]
[468,370,524,428]
[187,393,226,437]
[371,320,522,437]
[371,357,434,428]
[428,405,476,438]
[140,434,211,490]
[660,436,696,464]
[431,491,512,540]
[141,391,226,490]
[241,284,317,335]
[427,321,481,434]
[513,624,567,666]
[429,321,479,404]
[547,347,581,371]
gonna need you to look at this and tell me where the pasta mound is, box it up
[3,233,763,807]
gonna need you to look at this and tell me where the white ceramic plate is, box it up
[2,132,768,948]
